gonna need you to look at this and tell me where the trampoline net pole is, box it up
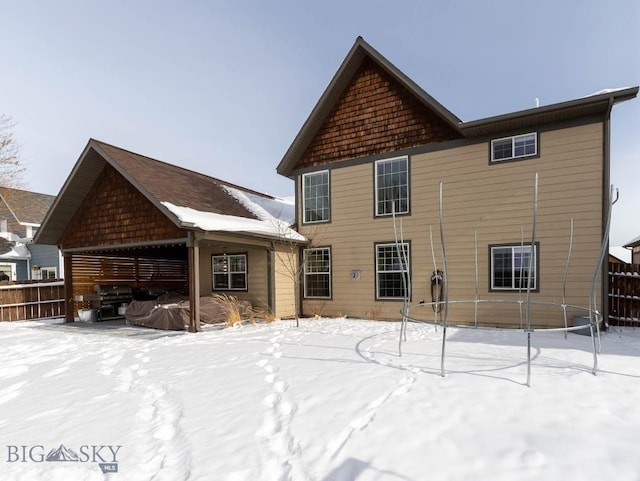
[525,173,538,387]
[439,181,449,377]
[562,218,574,339]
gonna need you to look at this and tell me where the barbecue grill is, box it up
[94,285,133,320]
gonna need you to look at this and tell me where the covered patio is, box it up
[35,139,305,331]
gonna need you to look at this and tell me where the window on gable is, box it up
[490,244,538,291]
[375,156,409,216]
[302,171,330,224]
[491,133,537,162]
[212,254,248,291]
[303,247,331,298]
[376,242,410,300]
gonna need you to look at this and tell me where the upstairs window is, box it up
[302,171,330,224]
[491,133,537,162]
[375,156,409,216]
[212,254,248,291]
[490,244,538,291]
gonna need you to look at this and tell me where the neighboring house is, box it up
[277,37,638,326]
[609,246,632,264]
[35,139,306,330]
[0,187,61,281]
[623,235,640,264]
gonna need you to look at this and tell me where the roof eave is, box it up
[623,234,640,248]
[459,86,639,137]
[34,140,99,245]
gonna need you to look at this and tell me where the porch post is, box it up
[63,253,74,323]
[188,232,201,332]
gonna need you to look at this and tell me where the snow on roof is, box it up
[610,246,632,263]
[161,200,306,242]
[623,234,640,247]
[0,233,30,260]
[222,186,296,226]
[584,87,632,97]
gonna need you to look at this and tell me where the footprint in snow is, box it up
[256,359,269,368]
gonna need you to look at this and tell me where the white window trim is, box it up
[212,254,248,291]
[0,263,15,281]
[40,267,57,279]
[375,242,410,300]
[491,132,538,162]
[490,244,537,291]
[374,156,410,217]
[302,170,330,224]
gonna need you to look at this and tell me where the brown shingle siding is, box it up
[297,58,461,169]
[60,164,186,249]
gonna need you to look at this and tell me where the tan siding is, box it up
[273,248,297,318]
[198,245,269,312]
[299,122,604,326]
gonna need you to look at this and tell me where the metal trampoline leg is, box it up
[398,317,406,357]
[440,326,447,377]
[590,324,598,375]
[526,331,532,387]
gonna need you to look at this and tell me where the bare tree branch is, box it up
[0,114,27,189]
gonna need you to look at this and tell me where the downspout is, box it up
[601,97,614,328]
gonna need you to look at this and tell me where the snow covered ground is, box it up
[0,317,639,481]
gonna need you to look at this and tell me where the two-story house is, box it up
[277,37,638,327]
[0,187,61,281]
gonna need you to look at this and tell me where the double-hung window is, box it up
[491,133,537,162]
[302,170,330,223]
[212,254,248,291]
[375,156,409,216]
[303,247,331,298]
[376,242,410,299]
[490,244,538,291]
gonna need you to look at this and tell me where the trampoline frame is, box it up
[395,173,618,386]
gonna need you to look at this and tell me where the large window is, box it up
[491,133,537,162]
[303,247,331,298]
[375,156,409,216]
[376,242,410,299]
[302,171,330,223]
[490,244,538,291]
[212,254,248,291]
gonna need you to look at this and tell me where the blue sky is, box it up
[1,1,638,245]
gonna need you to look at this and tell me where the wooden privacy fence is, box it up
[608,263,640,326]
[0,280,65,322]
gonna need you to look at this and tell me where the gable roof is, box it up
[277,37,638,177]
[277,36,463,177]
[36,139,303,246]
[0,187,55,225]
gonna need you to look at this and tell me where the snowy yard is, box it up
[0,317,639,481]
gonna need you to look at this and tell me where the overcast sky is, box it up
[1,1,638,245]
